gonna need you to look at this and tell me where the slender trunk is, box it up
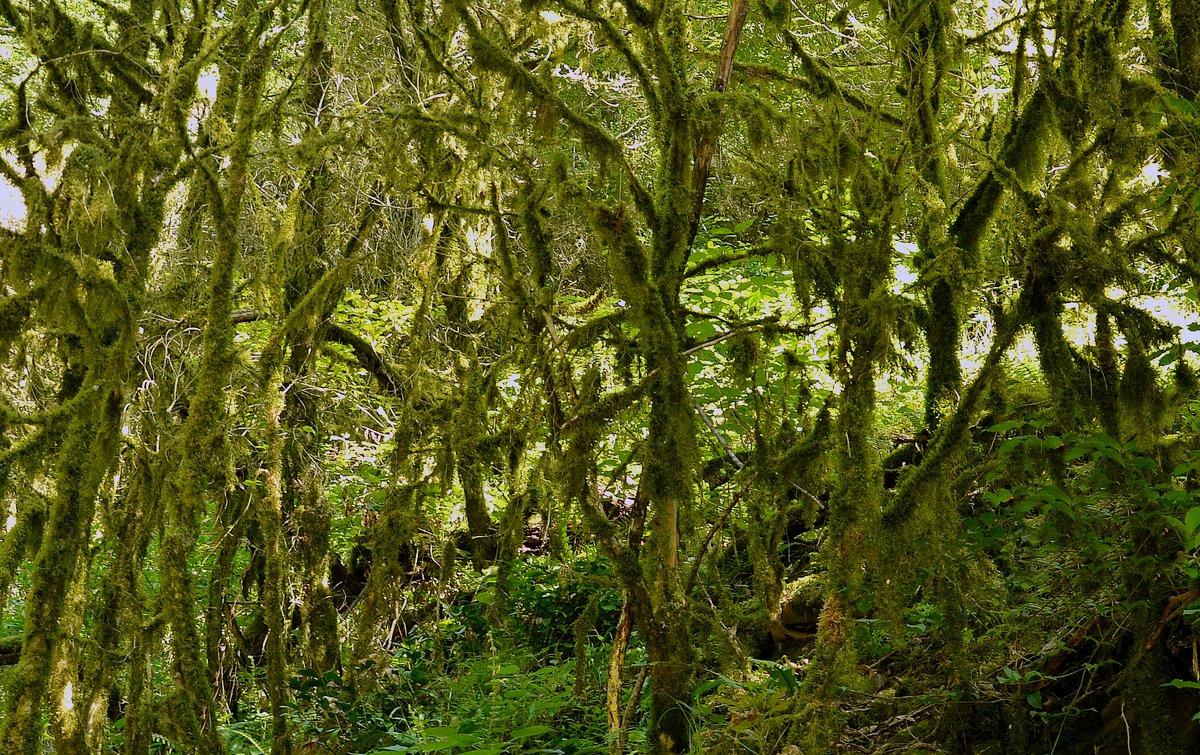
[0,389,118,754]
[77,433,162,751]
[1171,0,1200,96]
[287,0,340,675]
[261,345,294,755]
[49,556,91,753]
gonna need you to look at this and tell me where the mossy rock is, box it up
[779,574,824,628]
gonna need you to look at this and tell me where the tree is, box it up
[4,0,1200,752]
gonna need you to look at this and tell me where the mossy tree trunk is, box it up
[161,12,277,749]
[442,241,500,572]
[349,210,458,660]
[1,394,121,754]
[259,334,294,755]
[76,457,156,751]
[1172,0,1200,96]
[285,0,341,676]
[894,0,958,429]
[121,449,168,755]
[0,0,195,749]
[443,0,752,748]
[805,175,896,712]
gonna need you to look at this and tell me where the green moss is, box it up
[572,593,598,697]
[0,389,113,754]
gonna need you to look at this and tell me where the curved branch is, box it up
[685,243,773,277]
[883,293,1028,528]
[452,4,657,225]
[324,323,403,396]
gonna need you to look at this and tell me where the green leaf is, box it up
[413,734,480,751]
[983,489,1014,506]
[1161,515,1186,535]
[1162,679,1200,690]
[686,320,720,340]
[1167,96,1200,115]
[999,437,1026,456]
[510,725,552,739]
[1063,444,1089,462]
[734,219,754,233]
[1185,506,1200,534]
[987,420,1024,433]
[356,465,384,483]
[1100,447,1126,467]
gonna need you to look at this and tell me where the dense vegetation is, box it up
[2,0,1200,752]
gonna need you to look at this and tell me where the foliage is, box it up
[3,0,1200,753]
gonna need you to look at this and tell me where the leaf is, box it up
[413,734,480,751]
[1167,96,1200,115]
[985,489,1014,504]
[1162,679,1200,690]
[751,659,800,692]
[510,725,552,739]
[1046,497,1076,520]
[1063,444,1089,462]
[1185,506,1200,534]
[999,437,1026,457]
[356,465,384,483]
[1100,447,1126,467]
[987,420,1024,433]
[686,320,720,340]
[734,219,754,232]
[1162,514,1186,535]
[695,674,744,696]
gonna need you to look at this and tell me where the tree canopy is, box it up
[2,0,1200,753]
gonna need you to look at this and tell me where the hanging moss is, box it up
[0,294,33,354]
[489,485,535,623]
[0,494,44,631]
[1119,339,1167,437]
[572,593,599,697]
[1026,264,1083,426]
